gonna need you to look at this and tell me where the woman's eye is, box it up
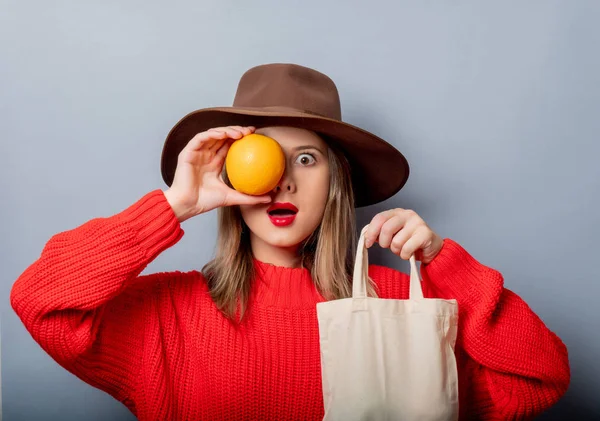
[295,153,316,166]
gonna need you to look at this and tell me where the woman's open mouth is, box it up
[267,202,298,227]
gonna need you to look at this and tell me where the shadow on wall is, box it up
[539,395,599,420]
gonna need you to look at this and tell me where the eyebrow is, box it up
[291,145,326,155]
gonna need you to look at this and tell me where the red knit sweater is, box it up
[10,189,570,420]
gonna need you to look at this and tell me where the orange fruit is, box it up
[225,133,286,195]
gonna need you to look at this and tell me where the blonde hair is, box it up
[202,138,377,320]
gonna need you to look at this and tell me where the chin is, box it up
[261,227,307,249]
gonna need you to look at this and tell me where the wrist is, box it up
[163,189,196,223]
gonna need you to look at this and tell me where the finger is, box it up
[212,140,236,169]
[206,129,230,153]
[214,138,233,159]
[217,127,244,140]
[205,127,253,151]
[226,189,272,206]
[365,209,397,248]
[208,126,252,155]
[201,127,243,152]
[208,137,231,154]
[209,125,253,133]
[378,215,409,249]
[389,222,418,255]
[204,137,226,152]
[184,130,228,153]
[228,125,255,136]
[399,226,430,260]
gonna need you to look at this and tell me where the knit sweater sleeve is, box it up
[10,189,184,410]
[419,238,570,420]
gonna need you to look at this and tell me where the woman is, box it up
[11,63,570,420]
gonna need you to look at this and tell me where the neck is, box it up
[249,233,302,268]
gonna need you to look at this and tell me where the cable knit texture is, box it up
[11,189,570,420]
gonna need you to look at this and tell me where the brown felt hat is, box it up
[160,63,410,207]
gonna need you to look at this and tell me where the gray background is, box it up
[1,0,598,420]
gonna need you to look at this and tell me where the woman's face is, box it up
[239,126,330,252]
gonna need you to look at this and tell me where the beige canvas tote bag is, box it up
[316,225,460,421]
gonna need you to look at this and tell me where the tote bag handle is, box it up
[353,225,424,300]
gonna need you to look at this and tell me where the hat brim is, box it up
[161,106,410,207]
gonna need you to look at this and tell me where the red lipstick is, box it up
[267,202,298,227]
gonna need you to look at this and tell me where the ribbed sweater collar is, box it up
[250,259,326,309]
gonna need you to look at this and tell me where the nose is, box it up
[273,171,296,194]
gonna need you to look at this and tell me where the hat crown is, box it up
[233,63,342,120]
